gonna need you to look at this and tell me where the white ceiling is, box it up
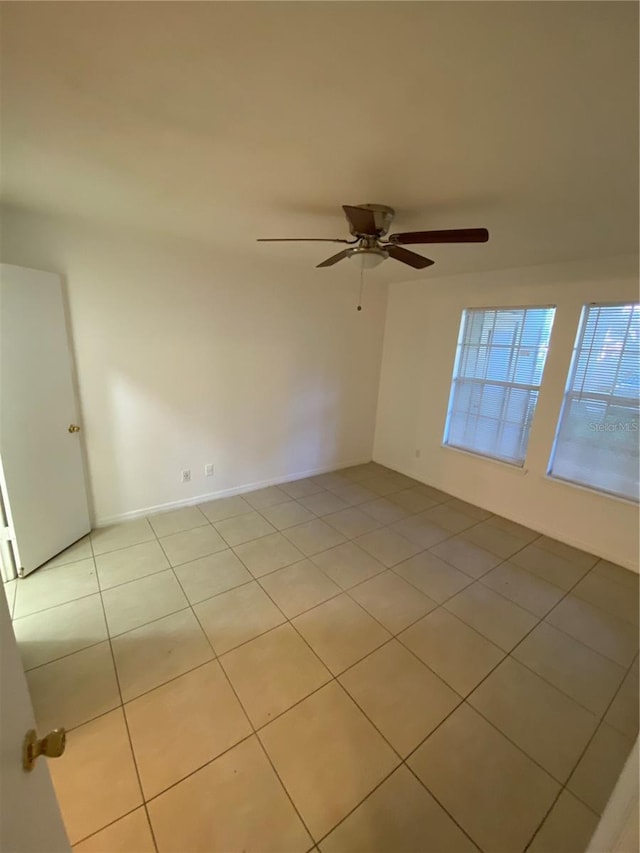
[1,1,638,280]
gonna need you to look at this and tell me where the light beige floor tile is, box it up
[299,490,350,517]
[349,571,436,634]
[243,485,290,509]
[173,549,252,604]
[102,570,188,636]
[411,484,452,503]
[462,521,529,558]
[194,581,285,654]
[421,504,478,533]
[339,640,460,757]
[148,505,208,538]
[341,463,382,481]
[125,660,251,798]
[49,709,143,845]
[259,682,399,841]
[233,531,304,577]
[573,569,639,626]
[311,542,386,590]
[91,519,155,556]
[469,657,598,782]
[327,482,379,506]
[361,474,403,496]
[536,536,599,571]
[399,608,504,696]
[393,551,473,603]
[214,511,276,547]
[481,561,564,617]
[528,790,599,853]
[198,494,253,523]
[283,518,347,556]
[42,535,93,569]
[112,608,214,702]
[73,808,155,853]
[444,582,538,651]
[389,516,450,549]
[259,560,341,618]
[259,500,316,530]
[320,766,478,853]
[485,514,539,542]
[14,559,99,618]
[546,595,639,667]
[160,524,228,564]
[430,536,502,579]
[280,477,325,499]
[293,594,391,675]
[382,472,417,490]
[95,540,170,590]
[568,723,635,815]
[221,623,331,728]
[605,660,639,739]
[511,543,591,591]
[409,703,559,853]
[513,621,626,715]
[27,641,120,732]
[388,488,443,513]
[323,507,381,538]
[359,498,409,525]
[312,472,353,491]
[592,558,640,593]
[15,593,108,670]
[444,498,493,521]
[355,527,423,568]
[148,736,311,852]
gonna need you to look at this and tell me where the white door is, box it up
[0,586,70,852]
[0,264,90,576]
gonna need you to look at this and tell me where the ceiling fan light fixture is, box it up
[348,247,388,269]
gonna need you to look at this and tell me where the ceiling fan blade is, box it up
[257,237,355,243]
[388,228,489,245]
[387,246,435,269]
[342,205,379,236]
[316,249,352,268]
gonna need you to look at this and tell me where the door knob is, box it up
[23,728,66,771]
[68,424,81,433]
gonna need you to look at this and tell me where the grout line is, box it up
[15,466,639,850]
[88,534,161,853]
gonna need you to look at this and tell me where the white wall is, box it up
[1,207,388,524]
[374,254,640,571]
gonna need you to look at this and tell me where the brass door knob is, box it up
[23,728,66,771]
[68,424,81,433]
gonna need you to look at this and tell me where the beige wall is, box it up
[374,254,639,571]
[1,207,388,524]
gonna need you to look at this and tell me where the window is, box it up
[443,306,556,466]
[549,303,639,501]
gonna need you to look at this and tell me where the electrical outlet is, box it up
[205,463,214,477]
[181,469,191,483]
[415,449,421,459]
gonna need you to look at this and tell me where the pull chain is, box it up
[357,266,365,311]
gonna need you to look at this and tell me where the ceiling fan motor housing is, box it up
[345,203,395,237]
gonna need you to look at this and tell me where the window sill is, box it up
[441,443,529,475]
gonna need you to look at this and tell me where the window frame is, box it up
[547,301,640,503]
[442,304,556,468]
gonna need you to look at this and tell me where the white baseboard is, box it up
[372,457,640,574]
[94,457,372,528]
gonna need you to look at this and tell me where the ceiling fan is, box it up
[257,204,489,269]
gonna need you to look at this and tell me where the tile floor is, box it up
[5,462,639,853]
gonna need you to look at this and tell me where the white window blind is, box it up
[443,306,555,466]
[549,303,640,502]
